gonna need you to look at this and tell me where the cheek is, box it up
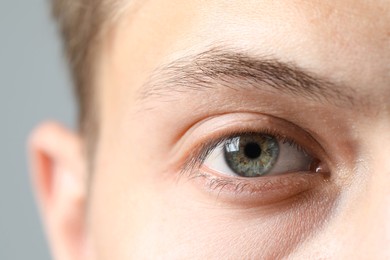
[126,189,336,259]
[87,115,172,258]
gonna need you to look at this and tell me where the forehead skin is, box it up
[89,0,390,258]
[97,0,390,131]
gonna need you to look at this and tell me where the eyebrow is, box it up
[138,47,358,107]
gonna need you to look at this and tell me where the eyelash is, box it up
[180,128,315,194]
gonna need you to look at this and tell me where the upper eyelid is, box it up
[172,112,327,159]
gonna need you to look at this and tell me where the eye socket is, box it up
[203,133,317,177]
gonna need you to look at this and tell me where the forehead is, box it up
[100,0,390,114]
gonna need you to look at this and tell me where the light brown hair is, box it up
[52,0,116,156]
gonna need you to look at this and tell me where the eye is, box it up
[203,133,316,177]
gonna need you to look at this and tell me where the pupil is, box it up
[244,142,262,159]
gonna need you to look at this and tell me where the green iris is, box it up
[223,134,280,177]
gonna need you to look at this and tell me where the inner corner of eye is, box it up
[310,159,330,174]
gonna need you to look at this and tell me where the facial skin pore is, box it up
[30,0,390,259]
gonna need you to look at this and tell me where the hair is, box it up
[53,1,98,128]
[51,0,127,158]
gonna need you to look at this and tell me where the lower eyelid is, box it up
[191,166,329,206]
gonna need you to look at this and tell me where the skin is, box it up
[30,0,390,259]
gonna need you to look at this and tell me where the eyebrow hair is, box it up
[138,47,358,107]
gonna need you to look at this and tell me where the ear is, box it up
[29,122,90,260]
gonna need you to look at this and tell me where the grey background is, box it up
[1,0,75,259]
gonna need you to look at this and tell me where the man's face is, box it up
[31,0,390,259]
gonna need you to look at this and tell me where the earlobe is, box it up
[29,122,89,260]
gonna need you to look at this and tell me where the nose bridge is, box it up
[358,173,390,256]
[286,131,390,259]
[344,131,390,257]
